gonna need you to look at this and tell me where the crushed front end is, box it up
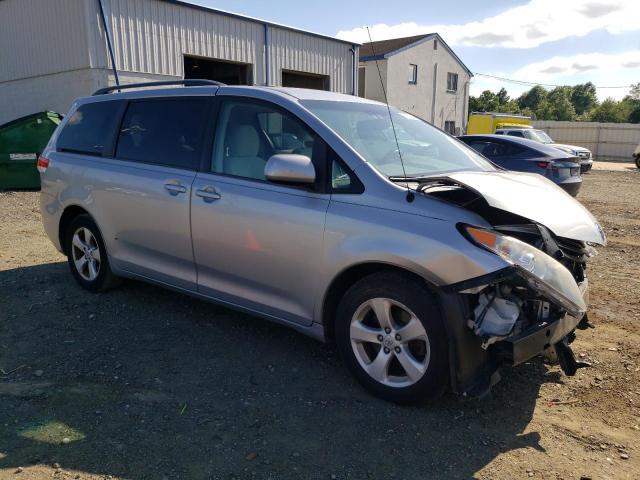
[447,222,597,396]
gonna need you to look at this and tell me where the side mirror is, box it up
[264,154,316,185]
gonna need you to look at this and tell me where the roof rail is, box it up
[92,79,225,96]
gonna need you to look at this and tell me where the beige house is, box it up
[358,34,472,135]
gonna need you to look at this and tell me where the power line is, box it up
[473,72,632,89]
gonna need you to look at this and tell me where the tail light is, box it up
[536,161,550,169]
[37,155,50,173]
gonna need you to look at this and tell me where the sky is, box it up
[196,0,639,100]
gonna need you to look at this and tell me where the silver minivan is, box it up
[39,81,606,403]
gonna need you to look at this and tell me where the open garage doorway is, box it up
[281,70,330,90]
[184,56,253,85]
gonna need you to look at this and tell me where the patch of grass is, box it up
[18,420,85,445]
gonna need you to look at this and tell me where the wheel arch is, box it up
[321,262,441,344]
[58,205,91,256]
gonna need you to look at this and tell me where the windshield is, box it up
[525,129,554,144]
[301,100,496,177]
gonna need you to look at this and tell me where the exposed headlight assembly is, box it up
[463,226,587,318]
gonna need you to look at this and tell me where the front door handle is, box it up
[164,183,187,195]
[195,186,221,203]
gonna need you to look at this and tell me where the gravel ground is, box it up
[1,169,639,480]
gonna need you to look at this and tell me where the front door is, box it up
[191,97,329,325]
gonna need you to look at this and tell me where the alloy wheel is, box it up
[71,227,101,281]
[350,297,430,388]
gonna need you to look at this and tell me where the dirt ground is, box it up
[1,169,639,480]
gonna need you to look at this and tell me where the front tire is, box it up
[64,214,120,292]
[635,155,640,169]
[335,272,448,404]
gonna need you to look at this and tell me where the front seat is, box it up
[223,125,266,180]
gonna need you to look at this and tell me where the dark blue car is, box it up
[459,134,582,196]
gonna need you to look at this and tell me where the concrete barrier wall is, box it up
[533,121,640,161]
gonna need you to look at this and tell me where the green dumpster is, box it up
[0,111,62,191]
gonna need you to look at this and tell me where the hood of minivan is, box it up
[446,171,606,245]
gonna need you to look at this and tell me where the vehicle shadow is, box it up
[0,262,556,479]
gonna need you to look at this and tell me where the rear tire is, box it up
[335,271,448,404]
[635,155,640,169]
[64,214,120,292]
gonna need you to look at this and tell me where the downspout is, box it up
[463,79,470,134]
[350,44,358,96]
[264,23,271,86]
[97,0,119,86]
[430,62,438,124]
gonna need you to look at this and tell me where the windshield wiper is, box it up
[388,175,436,182]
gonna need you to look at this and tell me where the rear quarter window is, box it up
[57,101,123,156]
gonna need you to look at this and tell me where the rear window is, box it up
[57,101,122,156]
[115,98,208,169]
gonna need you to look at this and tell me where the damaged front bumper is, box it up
[441,268,592,397]
[492,278,589,369]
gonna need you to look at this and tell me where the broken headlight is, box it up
[462,225,587,318]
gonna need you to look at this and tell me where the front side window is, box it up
[302,100,495,178]
[446,72,458,92]
[211,100,317,181]
[408,64,418,84]
[57,101,123,156]
[507,130,525,138]
[116,98,208,169]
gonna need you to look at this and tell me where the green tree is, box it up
[517,85,548,111]
[628,82,640,100]
[496,87,510,105]
[469,90,500,112]
[621,95,640,123]
[570,82,598,115]
[589,99,628,123]
[535,99,555,120]
[547,87,576,121]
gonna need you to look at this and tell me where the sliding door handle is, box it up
[195,186,221,203]
[164,183,187,195]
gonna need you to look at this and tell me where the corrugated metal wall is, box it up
[269,27,353,92]
[97,0,265,83]
[1,0,355,96]
[533,121,640,161]
[93,0,354,92]
[0,0,93,82]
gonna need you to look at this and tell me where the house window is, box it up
[444,121,456,135]
[408,64,418,84]
[447,72,458,92]
[434,39,438,50]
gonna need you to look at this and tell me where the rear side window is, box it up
[57,101,122,156]
[469,141,525,157]
[116,98,208,169]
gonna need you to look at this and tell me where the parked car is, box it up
[459,134,582,196]
[634,144,640,169]
[495,127,593,173]
[39,81,606,404]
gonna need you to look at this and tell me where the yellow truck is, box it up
[466,112,532,134]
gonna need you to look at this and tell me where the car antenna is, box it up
[366,26,414,203]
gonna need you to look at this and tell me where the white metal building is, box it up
[358,34,472,134]
[0,0,359,124]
